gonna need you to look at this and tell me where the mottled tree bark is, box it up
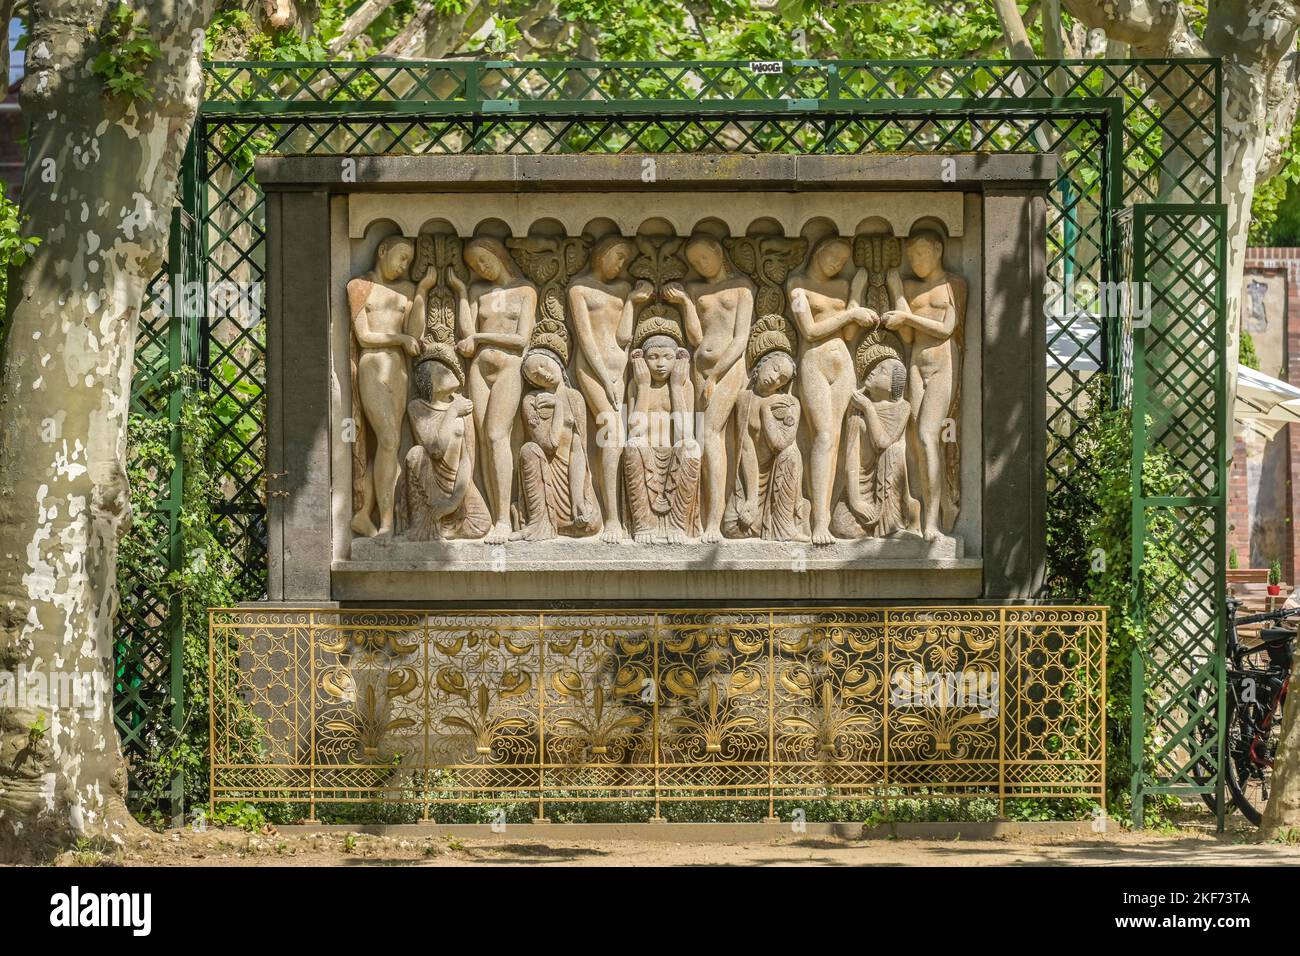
[1263,683,1300,836]
[992,0,1035,58]
[0,0,18,83]
[0,0,213,861]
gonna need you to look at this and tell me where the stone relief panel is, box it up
[343,211,972,559]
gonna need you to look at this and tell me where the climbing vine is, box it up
[89,4,163,103]
[119,374,265,820]
[1046,377,1202,825]
[0,185,40,356]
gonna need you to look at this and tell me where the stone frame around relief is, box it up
[259,154,1051,603]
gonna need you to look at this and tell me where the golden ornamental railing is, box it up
[209,606,1106,821]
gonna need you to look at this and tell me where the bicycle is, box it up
[1194,598,1298,824]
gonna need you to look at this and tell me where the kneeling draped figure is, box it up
[723,314,809,541]
[515,317,602,540]
[832,329,920,540]
[403,340,492,541]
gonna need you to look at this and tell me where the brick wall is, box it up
[1234,249,1300,583]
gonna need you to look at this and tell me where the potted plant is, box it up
[1268,560,1283,596]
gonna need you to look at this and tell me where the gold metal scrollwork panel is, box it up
[209,607,1105,816]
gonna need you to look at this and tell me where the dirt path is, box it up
[47,825,1300,867]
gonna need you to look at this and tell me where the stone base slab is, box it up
[349,534,964,570]
[332,562,981,603]
[340,537,979,600]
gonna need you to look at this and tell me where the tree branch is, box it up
[261,0,296,32]
[380,1,439,58]
[328,0,389,55]
[1205,0,1300,184]
[967,0,1038,58]
[992,0,1035,58]
[1259,49,1300,180]
[1041,0,1075,59]
[0,0,16,86]
[1060,0,1186,54]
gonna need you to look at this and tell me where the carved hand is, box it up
[882,310,907,331]
[790,287,808,314]
[852,307,880,329]
[662,283,687,305]
[450,395,474,418]
[447,272,467,295]
[886,268,905,300]
[700,375,716,409]
[630,281,654,305]
[535,393,556,410]
[402,335,422,357]
[670,349,691,388]
[849,389,872,415]
[738,498,757,530]
[631,349,651,387]
[417,266,437,292]
[456,336,477,357]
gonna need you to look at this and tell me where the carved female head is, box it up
[864,357,906,402]
[905,229,945,279]
[753,351,796,396]
[592,236,635,281]
[641,335,681,384]
[810,236,851,280]
[856,329,906,401]
[464,237,516,283]
[414,357,462,401]
[685,237,728,281]
[522,350,564,390]
[376,236,414,282]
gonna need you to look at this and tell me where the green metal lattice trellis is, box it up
[118,58,1226,827]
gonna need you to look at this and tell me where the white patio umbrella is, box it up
[1234,364,1300,441]
[1043,312,1300,442]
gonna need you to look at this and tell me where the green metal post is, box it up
[165,130,202,825]
[1128,207,1149,829]
[165,205,186,827]
[1213,211,1229,835]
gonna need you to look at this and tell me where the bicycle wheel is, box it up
[1224,688,1284,826]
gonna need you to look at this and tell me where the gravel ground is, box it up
[38,822,1300,867]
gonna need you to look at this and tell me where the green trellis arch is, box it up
[118,58,1227,827]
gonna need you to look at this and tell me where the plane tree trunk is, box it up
[0,0,213,861]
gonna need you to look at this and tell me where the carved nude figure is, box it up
[787,236,880,544]
[623,316,701,544]
[832,330,920,540]
[515,319,601,540]
[403,350,491,541]
[450,237,537,545]
[722,316,808,541]
[664,237,755,543]
[882,230,966,539]
[348,236,436,538]
[567,237,647,542]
